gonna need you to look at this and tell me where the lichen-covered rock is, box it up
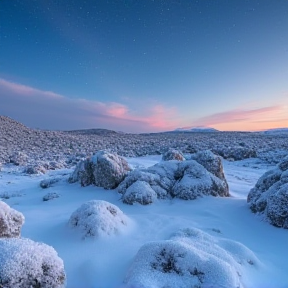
[162,149,185,161]
[43,192,60,202]
[0,238,66,288]
[247,156,288,228]
[0,201,24,238]
[124,227,259,288]
[68,150,131,189]
[119,153,229,204]
[68,200,129,239]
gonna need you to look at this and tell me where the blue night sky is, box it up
[1,0,288,132]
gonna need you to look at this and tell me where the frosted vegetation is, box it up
[1,115,288,172]
[0,115,288,287]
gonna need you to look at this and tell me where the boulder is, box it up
[0,201,24,238]
[68,150,131,189]
[124,227,259,288]
[0,238,66,288]
[43,192,60,202]
[247,156,288,228]
[68,200,129,239]
[162,149,185,161]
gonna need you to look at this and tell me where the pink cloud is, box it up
[0,78,179,132]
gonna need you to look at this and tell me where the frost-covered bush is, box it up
[162,148,185,161]
[0,201,24,238]
[119,154,229,204]
[24,163,46,174]
[68,200,129,238]
[9,151,28,166]
[213,146,257,161]
[43,192,60,202]
[0,238,66,288]
[68,150,130,189]
[124,227,259,288]
[247,156,288,228]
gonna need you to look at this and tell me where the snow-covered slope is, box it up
[0,156,287,288]
[261,128,288,134]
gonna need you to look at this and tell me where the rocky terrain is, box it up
[1,116,288,172]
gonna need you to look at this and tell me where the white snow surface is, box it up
[0,155,287,288]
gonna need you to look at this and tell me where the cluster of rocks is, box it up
[1,116,288,174]
[0,201,66,288]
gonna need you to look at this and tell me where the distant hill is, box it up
[66,128,119,135]
[261,128,288,134]
[173,126,219,133]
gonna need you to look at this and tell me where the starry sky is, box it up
[1,0,288,132]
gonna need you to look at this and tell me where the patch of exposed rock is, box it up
[247,156,288,228]
[162,148,185,161]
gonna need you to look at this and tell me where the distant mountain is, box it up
[173,126,219,133]
[66,128,119,135]
[261,128,288,134]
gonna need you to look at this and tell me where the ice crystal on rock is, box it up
[0,201,24,238]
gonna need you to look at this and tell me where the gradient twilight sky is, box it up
[0,0,288,132]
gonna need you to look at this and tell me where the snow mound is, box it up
[68,150,131,189]
[0,237,66,288]
[162,148,185,161]
[119,153,229,204]
[124,227,259,288]
[0,201,24,238]
[247,156,288,228]
[24,163,47,174]
[68,200,129,238]
[40,177,61,189]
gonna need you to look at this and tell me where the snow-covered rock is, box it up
[119,154,229,204]
[68,200,129,239]
[40,177,61,189]
[24,163,47,174]
[0,237,66,288]
[68,150,131,189]
[0,201,24,238]
[247,156,288,228]
[43,192,60,202]
[172,160,229,200]
[162,148,185,161]
[124,227,259,288]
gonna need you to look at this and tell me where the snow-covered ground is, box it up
[1,156,287,288]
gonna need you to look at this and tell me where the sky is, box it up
[0,0,288,133]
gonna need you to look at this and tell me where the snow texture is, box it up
[247,156,288,228]
[68,200,129,239]
[162,148,185,161]
[0,201,24,238]
[0,237,66,288]
[68,150,131,189]
[124,227,259,288]
[119,151,229,204]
